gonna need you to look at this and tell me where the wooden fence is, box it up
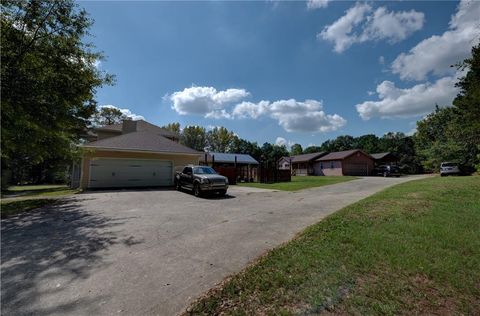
[213,166,237,185]
[259,168,291,183]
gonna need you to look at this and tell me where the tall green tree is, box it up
[414,44,480,172]
[92,107,127,126]
[356,134,381,153]
[303,146,323,154]
[161,122,181,136]
[380,132,420,173]
[260,143,289,165]
[206,127,237,153]
[414,107,458,171]
[181,126,207,151]
[290,144,303,156]
[451,44,480,169]
[230,138,262,159]
[1,0,113,183]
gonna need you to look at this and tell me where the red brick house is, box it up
[315,149,374,176]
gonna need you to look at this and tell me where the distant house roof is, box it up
[83,131,200,155]
[317,149,372,161]
[206,152,259,164]
[370,152,395,160]
[287,152,327,163]
[95,120,178,139]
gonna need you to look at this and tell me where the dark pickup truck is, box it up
[175,165,229,197]
[374,165,401,177]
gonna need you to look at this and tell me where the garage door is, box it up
[344,163,369,176]
[89,158,173,188]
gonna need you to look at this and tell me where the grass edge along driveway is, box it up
[238,176,358,191]
[186,176,480,315]
[1,185,79,218]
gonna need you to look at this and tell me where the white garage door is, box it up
[89,158,173,188]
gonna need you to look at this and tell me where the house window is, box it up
[320,162,323,169]
[330,161,334,169]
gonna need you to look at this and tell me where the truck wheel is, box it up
[193,183,201,197]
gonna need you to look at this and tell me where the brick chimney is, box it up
[122,119,138,134]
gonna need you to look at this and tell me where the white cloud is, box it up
[232,101,269,119]
[391,0,480,81]
[169,86,249,118]
[318,3,424,53]
[360,7,424,43]
[275,137,288,146]
[99,105,145,121]
[319,3,371,53]
[355,76,459,120]
[307,0,331,10]
[275,137,296,148]
[378,55,385,65]
[167,87,345,133]
[233,99,346,133]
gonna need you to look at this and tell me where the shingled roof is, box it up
[288,152,327,163]
[317,149,372,161]
[82,131,200,154]
[95,120,178,139]
[370,152,393,160]
[205,152,259,164]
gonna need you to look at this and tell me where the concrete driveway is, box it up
[1,176,426,315]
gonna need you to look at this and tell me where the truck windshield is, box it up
[441,163,457,167]
[193,167,217,174]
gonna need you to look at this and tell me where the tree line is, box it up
[1,0,478,185]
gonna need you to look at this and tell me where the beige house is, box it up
[278,157,291,170]
[316,149,374,176]
[72,120,201,189]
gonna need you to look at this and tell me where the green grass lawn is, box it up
[187,176,480,315]
[238,176,358,191]
[1,184,79,218]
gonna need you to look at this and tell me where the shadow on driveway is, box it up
[1,197,136,315]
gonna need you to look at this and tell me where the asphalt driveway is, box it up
[1,176,427,315]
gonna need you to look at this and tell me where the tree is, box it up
[206,127,237,153]
[413,44,480,172]
[302,146,322,154]
[260,143,288,165]
[231,138,262,158]
[356,134,381,154]
[290,144,303,156]
[162,122,181,135]
[1,0,113,184]
[380,132,420,173]
[161,122,181,140]
[181,126,207,151]
[328,135,356,151]
[451,44,480,169]
[92,106,127,126]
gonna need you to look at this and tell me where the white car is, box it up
[440,162,460,176]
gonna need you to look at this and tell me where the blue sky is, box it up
[81,0,479,148]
